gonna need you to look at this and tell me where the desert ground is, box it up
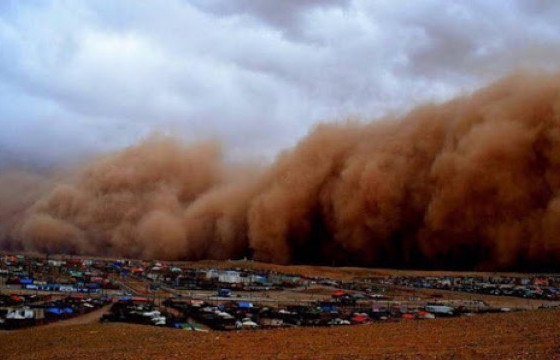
[2,261,560,360]
[1,307,559,360]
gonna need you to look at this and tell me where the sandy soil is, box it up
[4,258,560,359]
[1,308,559,360]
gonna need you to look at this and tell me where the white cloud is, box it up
[1,0,560,167]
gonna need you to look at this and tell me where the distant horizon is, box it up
[4,249,560,276]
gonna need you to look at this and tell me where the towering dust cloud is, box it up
[3,73,560,271]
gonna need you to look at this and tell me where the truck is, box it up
[217,288,231,297]
[425,305,454,316]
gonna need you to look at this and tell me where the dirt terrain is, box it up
[0,308,559,360]
[169,259,558,281]
[3,260,560,359]
[40,304,113,328]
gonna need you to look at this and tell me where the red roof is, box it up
[352,315,368,323]
[332,290,347,297]
[132,296,150,303]
[10,295,23,302]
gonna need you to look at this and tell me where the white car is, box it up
[141,310,161,317]
[151,316,166,326]
[216,311,234,319]
[328,318,350,326]
[241,320,259,328]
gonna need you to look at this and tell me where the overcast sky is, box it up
[1,0,560,168]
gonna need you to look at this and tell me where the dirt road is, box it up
[41,304,113,328]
